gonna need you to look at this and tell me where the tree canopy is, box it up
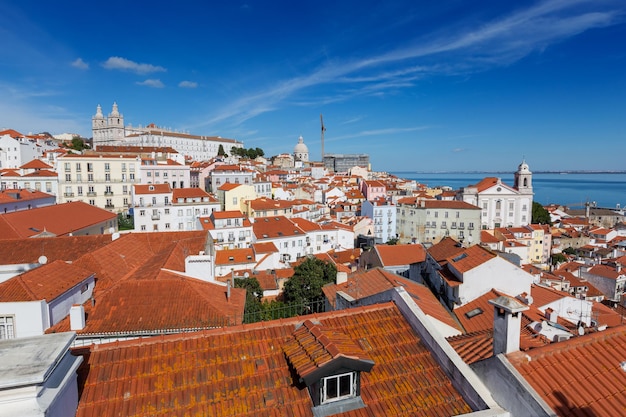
[231,147,265,159]
[531,201,551,225]
[281,257,337,308]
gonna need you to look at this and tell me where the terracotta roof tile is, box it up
[0,201,117,239]
[0,260,93,302]
[508,326,626,417]
[133,183,171,194]
[446,245,496,274]
[427,237,464,263]
[0,234,112,265]
[172,187,213,199]
[375,244,426,266]
[323,268,462,332]
[74,303,473,417]
[19,159,53,169]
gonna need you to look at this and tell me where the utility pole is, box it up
[320,114,326,161]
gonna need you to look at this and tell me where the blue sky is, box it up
[1,0,625,172]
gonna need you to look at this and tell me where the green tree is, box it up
[531,202,551,225]
[255,147,264,157]
[562,247,577,256]
[551,253,568,266]
[117,213,134,230]
[68,137,87,151]
[217,144,226,157]
[282,257,337,309]
[385,237,399,245]
[235,277,264,323]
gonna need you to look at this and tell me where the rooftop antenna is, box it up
[320,114,326,161]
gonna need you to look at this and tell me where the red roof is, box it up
[19,159,53,169]
[134,183,171,194]
[0,201,117,239]
[375,243,426,266]
[172,187,212,199]
[509,326,626,417]
[446,245,496,274]
[0,260,93,302]
[0,235,113,265]
[323,268,462,332]
[74,303,473,417]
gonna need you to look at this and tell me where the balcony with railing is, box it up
[104,191,114,196]
[64,192,74,197]
[87,192,97,197]
[105,204,115,209]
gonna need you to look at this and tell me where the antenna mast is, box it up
[320,114,326,161]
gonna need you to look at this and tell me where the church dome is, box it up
[517,160,531,173]
[294,136,308,154]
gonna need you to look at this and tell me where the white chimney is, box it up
[70,304,85,331]
[489,295,529,355]
[336,271,348,285]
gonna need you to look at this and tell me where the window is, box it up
[0,316,15,339]
[87,163,93,172]
[88,174,94,182]
[45,182,52,192]
[105,173,111,181]
[76,163,81,172]
[164,209,170,215]
[65,174,72,181]
[104,163,110,171]
[89,199,95,205]
[165,223,170,229]
[141,225,146,231]
[77,186,83,196]
[140,210,146,216]
[64,162,70,172]
[152,197,157,205]
[321,372,355,404]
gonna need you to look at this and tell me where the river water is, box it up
[391,172,626,209]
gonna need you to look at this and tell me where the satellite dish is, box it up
[244,272,250,278]
[38,255,48,265]
[577,326,585,336]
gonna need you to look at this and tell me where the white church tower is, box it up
[514,159,533,194]
[92,102,125,150]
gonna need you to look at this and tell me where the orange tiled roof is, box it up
[0,260,93,302]
[19,159,53,169]
[323,268,462,332]
[0,234,113,265]
[375,243,426,266]
[78,275,246,333]
[218,182,241,191]
[253,216,304,239]
[0,201,116,239]
[173,187,212,199]
[0,189,54,202]
[427,237,464,263]
[215,248,255,265]
[74,303,473,417]
[508,326,626,417]
[283,319,374,381]
[446,245,496,274]
[134,183,171,194]
[212,210,245,219]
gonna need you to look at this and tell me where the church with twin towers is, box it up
[91,102,244,161]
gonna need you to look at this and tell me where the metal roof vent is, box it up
[621,361,626,372]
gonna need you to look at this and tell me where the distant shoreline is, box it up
[392,171,626,175]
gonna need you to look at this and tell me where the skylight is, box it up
[465,308,483,319]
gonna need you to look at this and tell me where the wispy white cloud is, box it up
[102,57,166,74]
[136,79,165,88]
[324,126,433,143]
[197,0,622,129]
[178,81,198,88]
[71,58,88,70]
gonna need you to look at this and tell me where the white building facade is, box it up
[457,161,533,230]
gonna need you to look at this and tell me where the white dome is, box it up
[518,160,530,173]
[294,136,308,153]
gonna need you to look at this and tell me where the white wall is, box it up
[0,300,49,338]
[47,276,95,326]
